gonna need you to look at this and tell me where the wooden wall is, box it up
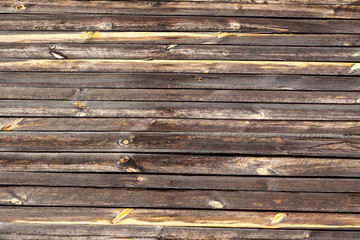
[1,0,360,239]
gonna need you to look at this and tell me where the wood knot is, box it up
[137,176,145,181]
[15,5,26,10]
[73,101,86,109]
[194,75,203,81]
[119,139,131,145]
[118,156,130,164]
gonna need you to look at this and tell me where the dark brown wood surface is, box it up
[1,72,360,91]
[1,152,360,177]
[4,44,360,62]
[2,0,360,19]
[2,15,360,33]
[1,0,360,239]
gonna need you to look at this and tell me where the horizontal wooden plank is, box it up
[1,15,360,33]
[111,0,360,4]
[2,207,360,229]
[1,72,360,91]
[0,235,151,240]
[1,118,359,134]
[2,172,360,193]
[2,1,360,19]
[0,100,359,120]
[3,44,360,62]
[1,152,360,177]
[1,132,360,157]
[1,59,360,75]
[1,224,359,240]
[1,87,360,103]
[0,223,160,239]
[159,227,360,240]
[1,186,360,212]
[2,32,360,46]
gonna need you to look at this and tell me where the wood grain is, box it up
[1,87,360,103]
[1,223,359,240]
[1,186,360,212]
[2,0,360,236]
[1,72,360,91]
[0,100,359,120]
[1,152,360,177]
[3,44,360,62]
[2,32,360,46]
[1,15,360,33]
[1,132,360,157]
[1,59,360,75]
[2,207,360,229]
[2,171,360,193]
[1,118,359,134]
[2,1,360,19]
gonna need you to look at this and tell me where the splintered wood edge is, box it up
[0,32,356,44]
[5,208,360,229]
[0,32,263,43]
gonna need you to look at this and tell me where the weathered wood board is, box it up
[1,0,360,238]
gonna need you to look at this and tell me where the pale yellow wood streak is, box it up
[0,59,356,75]
[9,210,360,229]
[0,32,280,43]
[1,118,23,131]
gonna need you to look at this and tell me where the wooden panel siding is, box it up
[1,0,360,238]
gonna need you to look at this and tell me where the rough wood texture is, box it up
[1,131,360,158]
[1,118,359,134]
[0,100,359,120]
[2,87,360,103]
[2,1,360,237]
[2,207,360,229]
[1,72,360,91]
[2,15,360,33]
[1,152,360,177]
[1,131,360,157]
[1,224,360,240]
[1,59,360,75]
[2,1,360,19]
[2,172,360,193]
[2,32,360,46]
[2,186,360,212]
[4,44,360,62]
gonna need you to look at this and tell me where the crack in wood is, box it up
[1,118,23,131]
